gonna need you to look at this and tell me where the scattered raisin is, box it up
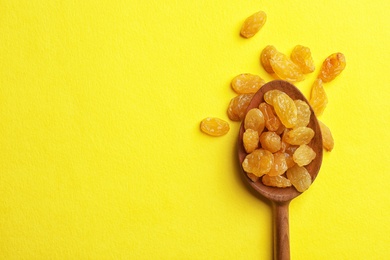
[240,11,267,38]
[200,117,230,136]
[290,45,315,74]
[319,120,334,151]
[270,51,305,83]
[260,45,278,73]
[318,52,346,82]
[309,79,328,116]
[231,73,266,94]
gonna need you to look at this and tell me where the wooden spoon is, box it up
[238,80,323,260]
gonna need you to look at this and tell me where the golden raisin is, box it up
[319,120,334,151]
[293,144,316,166]
[284,126,315,145]
[294,100,311,128]
[259,102,282,131]
[259,131,282,153]
[242,149,274,177]
[243,129,259,153]
[240,11,267,38]
[318,52,346,82]
[272,92,298,128]
[227,93,254,121]
[290,45,315,74]
[284,145,298,168]
[262,174,291,188]
[264,89,283,106]
[270,51,305,83]
[286,165,312,192]
[309,79,328,116]
[231,73,266,94]
[200,117,230,136]
[267,152,288,176]
[244,108,265,133]
[260,45,278,73]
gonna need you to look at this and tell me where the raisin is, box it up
[284,126,315,145]
[309,79,328,116]
[259,131,282,153]
[260,45,278,73]
[290,45,315,74]
[240,11,267,38]
[272,92,298,128]
[264,89,283,106]
[294,100,311,128]
[242,149,274,177]
[231,73,266,94]
[267,152,288,176]
[262,174,292,188]
[200,117,230,136]
[319,120,334,151]
[286,165,312,192]
[318,52,346,82]
[243,129,259,153]
[293,144,316,166]
[244,108,265,134]
[259,102,282,131]
[227,93,254,121]
[270,51,305,83]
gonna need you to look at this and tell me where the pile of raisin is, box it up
[242,90,316,192]
[200,10,344,190]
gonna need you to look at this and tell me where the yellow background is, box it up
[1,0,389,259]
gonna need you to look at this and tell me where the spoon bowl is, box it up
[238,80,323,260]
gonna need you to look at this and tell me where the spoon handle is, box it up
[273,201,290,260]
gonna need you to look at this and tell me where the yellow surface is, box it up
[1,0,389,259]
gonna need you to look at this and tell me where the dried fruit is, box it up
[294,100,311,127]
[318,52,346,82]
[284,126,315,145]
[290,45,315,73]
[243,129,259,153]
[200,117,230,136]
[272,92,298,128]
[264,89,283,106]
[244,108,265,133]
[259,102,282,131]
[240,11,267,38]
[293,144,316,166]
[319,120,334,151]
[267,152,288,176]
[286,165,312,192]
[242,149,274,177]
[262,174,291,188]
[247,172,259,182]
[309,79,328,116]
[260,45,278,73]
[227,93,254,121]
[259,131,282,153]
[270,51,305,82]
[284,145,298,168]
[231,73,266,94]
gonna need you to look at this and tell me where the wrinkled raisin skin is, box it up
[240,11,267,38]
